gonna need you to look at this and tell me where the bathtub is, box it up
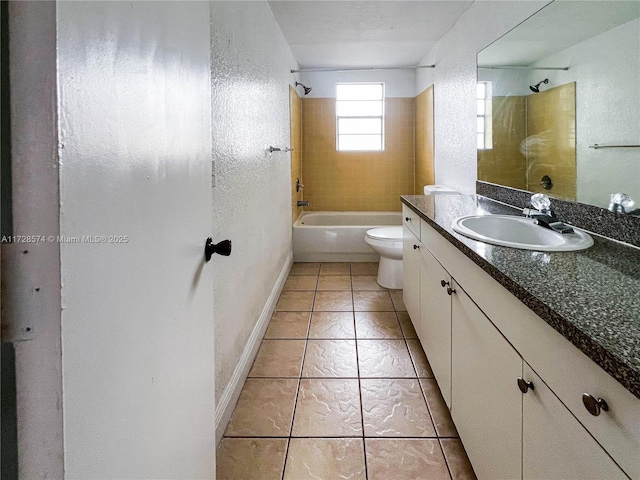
[293,211,402,262]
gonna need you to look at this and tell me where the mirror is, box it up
[477,0,640,211]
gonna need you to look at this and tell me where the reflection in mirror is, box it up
[477,1,640,210]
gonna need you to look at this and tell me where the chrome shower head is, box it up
[295,81,312,95]
[529,78,549,93]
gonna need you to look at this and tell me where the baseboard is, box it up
[214,252,293,445]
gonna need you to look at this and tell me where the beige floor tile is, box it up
[420,379,458,437]
[350,262,379,275]
[361,379,436,437]
[309,312,355,339]
[365,439,450,480]
[320,262,351,275]
[317,275,352,291]
[407,339,434,377]
[302,340,358,377]
[290,263,320,276]
[292,379,362,437]
[283,275,318,291]
[284,438,366,480]
[217,438,287,480]
[389,290,407,311]
[355,312,403,339]
[357,340,416,378]
[264,312,310,339]
[313,291,353,312]
[225,379,298,436]
[249,340,305,378]
[397,312,418,339]
[353,291,395,311]
[440,438,477,480]
[351,275,385,291]
[275,291,315,312]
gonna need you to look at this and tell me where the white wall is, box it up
[416,1,550,194]
[526,18,640,208]
[300,69,416,98]
[58,2,215,478]
[210,1,298,439]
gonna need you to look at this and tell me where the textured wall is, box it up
[302,97,415,211]
[415,1,550,193]
[210,2,298,408]
[58,2,215,477]
[415,85,435,193]
[290,86,303,222]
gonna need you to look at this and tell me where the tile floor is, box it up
[217,262,476,480]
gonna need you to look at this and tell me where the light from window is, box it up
[477,81,493,150]
[336,83,384,151]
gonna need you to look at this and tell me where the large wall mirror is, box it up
[477,0,640,211]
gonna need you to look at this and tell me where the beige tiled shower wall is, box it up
[302,97,415,211]
[415,86,435,194]
[525,82,576,200]
[290,86,303,222]
[477,96,527,190]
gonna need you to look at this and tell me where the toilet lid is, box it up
[366,226,403,241]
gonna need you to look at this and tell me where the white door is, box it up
[57,3,216,478]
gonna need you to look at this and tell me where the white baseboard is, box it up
[214,252,293,445]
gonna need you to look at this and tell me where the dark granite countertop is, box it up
[401,194,640,398]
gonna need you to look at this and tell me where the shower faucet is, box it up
[297,200,309,207]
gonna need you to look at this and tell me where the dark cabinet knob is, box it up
[405,217,411,221]
[446,286,456,296]
[517,377,534,393]
[440,279,449,288]
[413,244,419,250]
[582,393,609,416]
[205,238,232,262]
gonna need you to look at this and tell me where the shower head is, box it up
[295,81,312,95]
[529,78,549,93]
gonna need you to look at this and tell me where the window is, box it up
[477,81,493,150]
[336,83,384,151]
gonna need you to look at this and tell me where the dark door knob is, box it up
[205,238,232,262]
[413,244,419,249]
[446,286,456,296]
[582,393,609,416]
[441,279,449,288]
[517,377,534,393]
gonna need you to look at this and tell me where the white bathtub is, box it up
[293,211,402,262]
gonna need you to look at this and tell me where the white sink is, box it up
[451,215,594,251]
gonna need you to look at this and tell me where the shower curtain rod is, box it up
[290,65,435,73]
[478,65,569,71]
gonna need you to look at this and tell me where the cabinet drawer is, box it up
[420,218,640,478]
[402,204,420,238]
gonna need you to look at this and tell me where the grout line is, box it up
[352,281,369,480]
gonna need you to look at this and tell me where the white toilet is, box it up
[365,226,404,289]
[365,185,461,289]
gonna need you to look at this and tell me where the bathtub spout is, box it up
[297,200,310,207]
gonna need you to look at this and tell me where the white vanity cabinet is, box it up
[419,245,453,407]
[401,209,637,480]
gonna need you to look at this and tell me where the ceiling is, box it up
[479,1,640,66]
[267,1,474,69]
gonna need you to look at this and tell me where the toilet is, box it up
[365,226,404,289]
[365,185,461,289]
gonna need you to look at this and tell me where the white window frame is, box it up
[335,82,385,152]
[477,81,493,150]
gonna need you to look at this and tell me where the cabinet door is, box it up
[419,245,452,406]
[451,282,523,480]
[402,225,421,328]
[522,364,627,480]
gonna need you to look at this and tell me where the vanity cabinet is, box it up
[402,211,637,479]
[419,245,452,407]
[402,223,421,324]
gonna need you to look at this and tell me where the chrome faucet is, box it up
[297,200,309,207]
[522,194,574,234]
[608,193,640,215]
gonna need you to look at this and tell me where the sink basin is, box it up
[451,215,594,251]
